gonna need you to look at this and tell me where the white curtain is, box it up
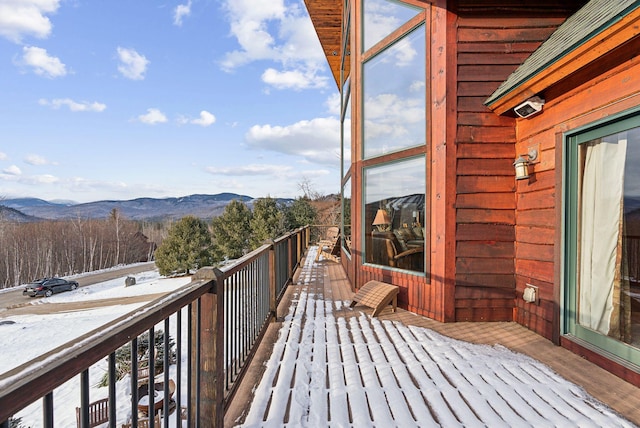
[578,136,627,335]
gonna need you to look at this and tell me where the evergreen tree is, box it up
[211,200,253,260]
[250,197,286,249]
[285,197,318,229]
[154,216,212,276]
[98,330,175,387]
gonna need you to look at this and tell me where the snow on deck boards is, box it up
[236,247,635,428]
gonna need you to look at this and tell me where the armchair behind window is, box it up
[371,230,423,272]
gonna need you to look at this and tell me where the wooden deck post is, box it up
[193,267,225,428]
[288,236,294,280]
[268,240,277,320]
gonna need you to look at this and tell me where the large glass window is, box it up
[342,178,352,255]
[362,0,422,51]
[342,89,352,178]
[362,24,426,159]
[364,157,425,273]
[565,114,640,365]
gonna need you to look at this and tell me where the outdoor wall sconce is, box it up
[372,209,391,232]
[514,96,545,118]
[513,148,538,180]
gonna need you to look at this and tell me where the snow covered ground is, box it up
[1,253,637,427]
[238,248,637,428]
[1,270,192,427]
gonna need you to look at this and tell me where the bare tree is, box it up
[110,208,122,265]
[0,216,155,289]
[298,176,323,200]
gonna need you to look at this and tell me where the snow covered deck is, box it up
[226,247,640,427]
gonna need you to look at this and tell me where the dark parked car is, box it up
[23,277,79,297]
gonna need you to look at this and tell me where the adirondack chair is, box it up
[315,226,340,262]
[121,414,160,428]
[76,398,109,428]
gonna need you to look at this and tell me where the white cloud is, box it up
[410,80,426,93]
[117,47,149,80]
[25,154,53,165]
[362,2,414,52]
[178,110,216,127]
[261,67,327,90]
[30,174,58,184]
[39,98,106,112]
[191,110,216,127]
[138,108,167,125]
[20,46,67,78]
[0,152,7,160]
[3,165,21,175]
[206,163,292,176]
[220,0,328,91]
[325,92,341,116]
[173,1,192,26]
[364,93,424,137]
[0,0,60,43]
[246,116,340,166]
[0,171,58,185]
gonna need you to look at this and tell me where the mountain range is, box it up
[0,193,279,222]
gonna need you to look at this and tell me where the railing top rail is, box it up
[0,275,215,423]
[221,243,271,277]
[273,225,307,245]
[221,226,308,277]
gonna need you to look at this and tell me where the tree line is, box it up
[0,196,327,288]
[154,197,318,276]
[0,208,155,289]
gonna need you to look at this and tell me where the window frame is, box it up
[362,155,427,275]
[352,0,430,276]
[563,107,640,365]
[342,178,352,257]
[361,18,427,161]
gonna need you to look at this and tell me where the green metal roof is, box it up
[485,0,640,107]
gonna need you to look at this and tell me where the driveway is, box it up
[0,262,158,318]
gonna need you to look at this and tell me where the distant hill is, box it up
[2,197,73,208]
[0,193,283,221]
[0,205,41,223]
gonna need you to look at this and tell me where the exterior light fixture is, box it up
[513,149,538,180]
[372,209,391,232]
[514,96,545,118]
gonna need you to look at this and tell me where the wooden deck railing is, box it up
[0,226,309,428]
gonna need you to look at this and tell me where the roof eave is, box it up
[486,8,640,116]
[303,0,345,90]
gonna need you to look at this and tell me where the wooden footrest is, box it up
[349,280,399,317]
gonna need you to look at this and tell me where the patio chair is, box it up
[315,226,340,262]
[121,414,160,428]
[75,398,109,428]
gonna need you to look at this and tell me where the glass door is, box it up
[564,113,640,365]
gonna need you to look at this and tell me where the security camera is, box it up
[514,96,545,118]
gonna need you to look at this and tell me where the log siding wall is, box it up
[454,15,564,322]
[346,2,581,324]
[515,47,640,342]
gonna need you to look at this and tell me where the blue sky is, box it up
[0,0,340,203]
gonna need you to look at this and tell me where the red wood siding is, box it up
[514,43,640,342]
[454,14,565,322]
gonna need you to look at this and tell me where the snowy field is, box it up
[0,270,191,427]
